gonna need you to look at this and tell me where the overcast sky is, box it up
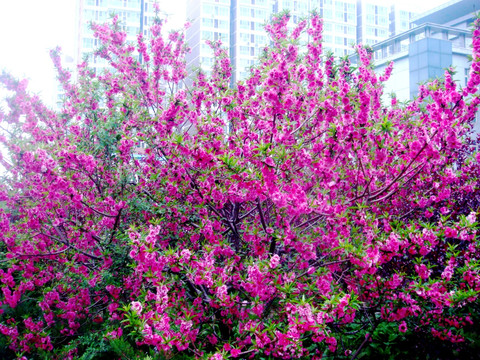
[0,0,451,105]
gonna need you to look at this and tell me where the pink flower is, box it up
[108,302,119,315]
[216,285,228,301]
[131,301,142,314]
[415,264,431,280]
[265,157,275,167]
[441,265,454,281]
[466,211,476,225]
[444,227,458,238]
[209,353,223,360]
[207,334,218,345]
[325,336,337,352]
[180,249,191,261]
[399,321,407,333]
[230,348,241,357]
[269,254,280,269]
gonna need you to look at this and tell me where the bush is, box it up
[0,11,480,360]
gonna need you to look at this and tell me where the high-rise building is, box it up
[410,0,477,30]
[389,4,416,37]
[51,0,159,108]
[186,0,418,83]
[231,0,270,81]
[356,0,390,46]
[373,0,477,101]
[182,0,219,81]
[186,0,232,77]
[318,0,357,56]
[273,0,311,27]
[74,0,157,73]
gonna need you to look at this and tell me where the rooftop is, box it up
[372,22,472,64]
[412,0,478,26]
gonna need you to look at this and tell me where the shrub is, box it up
[0,11,480,360]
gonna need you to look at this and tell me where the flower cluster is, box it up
[0,11,479,360]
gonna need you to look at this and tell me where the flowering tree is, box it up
[1,11,480,360]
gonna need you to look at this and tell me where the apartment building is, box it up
[389,4,416,36]
[186,0,418,82]
[74,0,157,73]
[319,0,357,56]
[373,0,476,101]
[356,0,391,47]
[231,0,271,81]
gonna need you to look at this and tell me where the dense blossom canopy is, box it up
[0,11,480,360]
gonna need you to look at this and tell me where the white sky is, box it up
[0,0,450,105]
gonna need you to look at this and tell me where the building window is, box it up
[217,6,228,17]
[202,30,213,40]
[256,9,266,19]
[203,4,214,14]
[256,35,266,44]
[240,33,249,43]
[240,6,250,17]
[201,57,213,67]
[202,18,214,27]
[83,37,94,49]
[219,20,228,29]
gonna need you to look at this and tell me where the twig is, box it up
[80,201,117,218]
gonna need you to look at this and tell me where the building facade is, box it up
[389,4,416,37]
[186,0,419,83]
[75,0,157,73]
[51,0,159,107]
[320,0,357,56]
[356,0,390,46]
[231,0,275,81]
[373,0,476,101]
